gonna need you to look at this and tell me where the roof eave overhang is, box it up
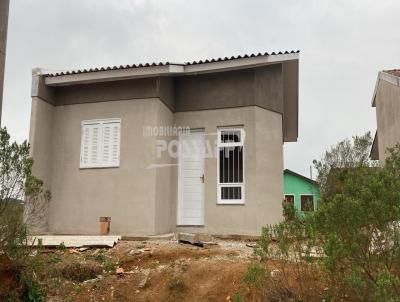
[44,64,185,87]
[44,53,299,87]
[372,71,400,107]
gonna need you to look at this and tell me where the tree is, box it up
[0,127,49,300]
[312,131,378,197]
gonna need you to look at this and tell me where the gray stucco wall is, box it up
[154,100,176,234]
[174,65,283,114]
[375,80,400,163]
[30,97,284,236]
[42,98,172,235]
[54,78,158,106]
[174,106,284,235]
[29,97,55,191]
[282,60,299,142]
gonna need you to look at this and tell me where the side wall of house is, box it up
[28,97,55,233]
[376,80,400,163]
[46,98,167,235]
[174,106,283,235]
[154,101,176,234]
[29,97,55,191]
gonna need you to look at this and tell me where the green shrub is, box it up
[257,136,400,301]
[243,262,266,289]
[21,274,45,302]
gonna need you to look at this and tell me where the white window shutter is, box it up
[89,124,101,166]
[80,119,120,168]
[81,125,91,167]
[102,124,112,165]
[110,122,120,166]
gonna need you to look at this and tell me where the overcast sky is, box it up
[2,0,400,177]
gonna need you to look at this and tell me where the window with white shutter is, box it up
[80,118,121,168]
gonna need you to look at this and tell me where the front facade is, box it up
[283,169,319,213]
[29,51,299,236]
[371,70,400,163]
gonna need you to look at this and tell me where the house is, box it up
[370,70,400,163]
[283,169,319,213]
[29,51,299,236]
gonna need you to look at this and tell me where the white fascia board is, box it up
[372,71,400,107]
[45,64,185,86]
[183,53,299,74]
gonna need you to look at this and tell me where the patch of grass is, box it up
[232,291,244,302]
[136,244,145,249]
[85,253,107,263]
[61,262,102,282]
[103,260,116,273]
[48,253,62,264]
[74,284,81,293]
[168,278,186,292]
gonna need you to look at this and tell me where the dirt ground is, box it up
[35,239,264,302]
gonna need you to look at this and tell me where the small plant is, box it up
[74,284,82,293]
[232,291,244,302]
[57,242,66,251]
[136,244,145,249]
[168,278,186,291]
[48,253,62,264]
[21,277,45,302]
[86,252,107,263]
[243,262,266,289]
[103,260,116,273]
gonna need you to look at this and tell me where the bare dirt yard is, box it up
[31,239,265,302]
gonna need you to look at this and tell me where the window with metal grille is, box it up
[217,128,245,204]
[284,194,295,206]
[80,118,121,168]
[300,195,314,212]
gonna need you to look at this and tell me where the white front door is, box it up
[177,130,205,226]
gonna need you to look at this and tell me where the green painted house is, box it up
[283,169,320,213]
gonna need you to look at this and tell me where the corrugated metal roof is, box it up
[45,50,299,77]
[384,69,400,77]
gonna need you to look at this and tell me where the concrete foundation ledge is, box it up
[27,235,121,248]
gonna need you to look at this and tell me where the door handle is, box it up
[200,174,204,183]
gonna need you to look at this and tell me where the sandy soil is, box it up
[40,239,262,302]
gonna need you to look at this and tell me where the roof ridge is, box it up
[43,50,300,77]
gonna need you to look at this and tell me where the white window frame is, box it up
[300,194,315,212]
[80,118,121,169]
[217,127,245,204]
